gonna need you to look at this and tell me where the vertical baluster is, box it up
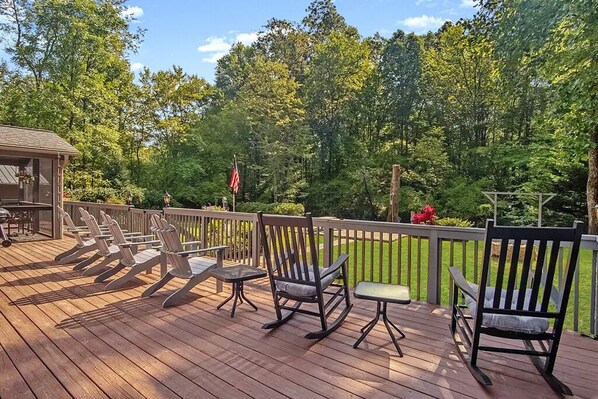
[462,241,467,280]
[397,233,402,285]
[361,230,366,282]
[388,233,393,284]
[417,236,422,301]
[369,231,374,281]
[353,229,358,286]
[407,235,412,289]
[378,232,384,283]
[574,256,580,332]
[474,240,479,283]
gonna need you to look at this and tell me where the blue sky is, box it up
[125,0,478,82]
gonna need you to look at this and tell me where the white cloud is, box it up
[197,37,231,53]
[197,32,260,63]
[130,62,144,72]
[235,32,259,46]
[121,6,144,19]
[201,52,228,63]
[460,0,477,7]
[398,15,450,33]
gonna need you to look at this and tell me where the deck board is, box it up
[1,238,597,399]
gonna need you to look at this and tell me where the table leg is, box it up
[216,283,235,310]
[353,301,382,349]
[239,282,258,311]
[230,282,242,317]
[382,303,404,357]
[353,301,406,357]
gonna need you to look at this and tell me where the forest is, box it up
[0,0,596,231]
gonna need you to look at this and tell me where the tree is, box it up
[379,30,423,153]
[483,0,598,232]
[304,30,373,179]
[0,0,141,189]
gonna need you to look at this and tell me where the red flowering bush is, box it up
[411,205,436,224]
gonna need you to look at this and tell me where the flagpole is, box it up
[233,155,237,212]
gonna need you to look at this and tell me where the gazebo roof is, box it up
[0,125,80,157]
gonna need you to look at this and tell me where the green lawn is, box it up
[324,235,594,335]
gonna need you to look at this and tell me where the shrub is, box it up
[435,217,474,227]
[236,202,305,216]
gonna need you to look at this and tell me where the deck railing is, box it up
[63,201,598,336]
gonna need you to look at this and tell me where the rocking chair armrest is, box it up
[321,253,349,278]
[449,267,477,301]
[176,245,228,257]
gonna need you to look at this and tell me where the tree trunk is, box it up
[587,124,598,234]
[387,164,401,222]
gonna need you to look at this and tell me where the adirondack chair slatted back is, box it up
[152,216,191,276]
[478,220,583,320]
[103,213,136,266]
[258,213,319,286]
[79,208,111,255]
[57,206,84,246]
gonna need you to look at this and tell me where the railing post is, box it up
[200,215,208,249]
[591,250,598,336]
[126,206,133,233]
[427,229,441,304]
[323,221,333,267]
[252,216,260,267]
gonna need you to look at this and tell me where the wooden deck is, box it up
[0,239,597,399]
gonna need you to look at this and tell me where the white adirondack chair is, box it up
[141,216,227,308]
[95,213,162,290]
[54,207,98,264]
[73,208,124,275]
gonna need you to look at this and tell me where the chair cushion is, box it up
[464,284,549,334]
[275,266,341,297]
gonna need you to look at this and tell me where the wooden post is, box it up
[427,229,441,304]
[387,164,401,222]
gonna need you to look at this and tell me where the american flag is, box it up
[229,156,240,194]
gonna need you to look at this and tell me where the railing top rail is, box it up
[163,207,258,222]
[64,201,131,211]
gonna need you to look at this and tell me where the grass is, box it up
[324,235,595,335]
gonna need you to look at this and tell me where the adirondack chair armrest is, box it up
[94,234,112,239]
[126,234,154,241]
[176,245,228,257]
[118,240,162,248]
[122,231,142,236]
[67,226,90,232]
[449,267,477,301]
[321,253,349,278]
[181,240,202,247]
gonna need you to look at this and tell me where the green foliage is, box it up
[435,217,474,228]
[236,202,305,216]
[0,0,595,230]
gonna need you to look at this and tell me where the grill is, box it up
[0,207,12,247]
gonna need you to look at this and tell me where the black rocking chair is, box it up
[449,219,583,395]
[257,212,353,339]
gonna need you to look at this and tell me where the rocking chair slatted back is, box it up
[260,213,318,286]
[478,220,583,318]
